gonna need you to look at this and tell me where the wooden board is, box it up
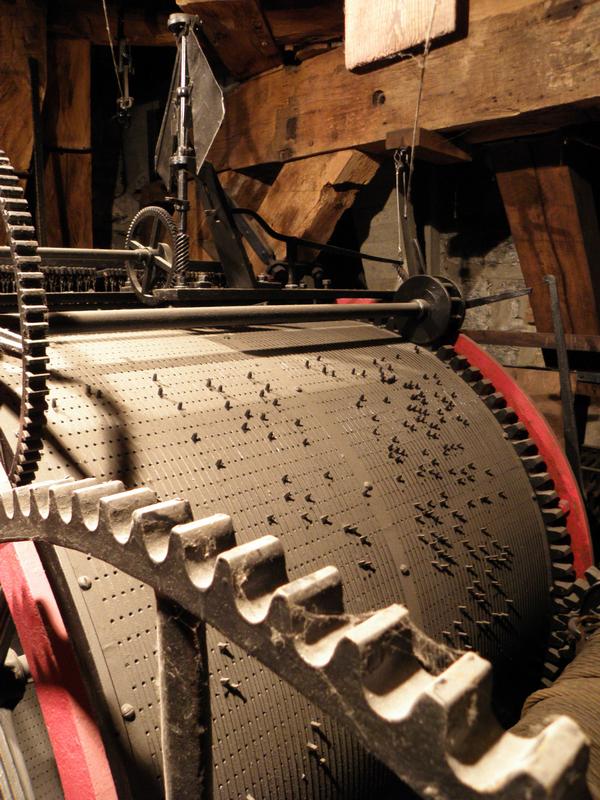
[178,0,281,79]
[386,127,470,164]
[209,0,600,170]
[248,149,379,273]
[345,0,457,71]
[0,0,46,173]
[495,141,600,336]
[266,1,343,46]
[44,152,93,247]
[48,2,172,46]
[43,38,92,247]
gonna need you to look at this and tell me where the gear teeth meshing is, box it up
[0,150,48,485]
[0,477,591,800]
[434,343,581,688]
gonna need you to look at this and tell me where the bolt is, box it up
[320,514,331,525]
[267,514,277,524]
[177,401,183,411]
[268,431,276,441]
[158,386,164,398]
[152,373,158,381]
[224,400,232,410]
[78,575,92,590]
[216,458,225,469]
[191,432,200,443]
[324,470,333,480]
[121,703,136,721]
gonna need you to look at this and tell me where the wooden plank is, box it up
[178,0,281,79]
[386,127,470,164]
[494,141,600,335]
[0,0,46,173]
[265,1,343,46]
[345,0,457,71]
[209,0,600,170]
[247,149,379,273]
[44,153,92,247]
[462,329,600,353]
[48,2,172,46]
[43,39,92,247]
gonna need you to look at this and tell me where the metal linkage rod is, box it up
[0,247,155,265]
[157,598,212,800]
[26,300,427,332]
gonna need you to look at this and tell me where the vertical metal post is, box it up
[156,596,212,800]
[545,275,585,492]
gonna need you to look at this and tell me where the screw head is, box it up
[121,703,136,721]
[78,575,92,590]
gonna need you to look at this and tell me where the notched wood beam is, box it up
[179,0,281,79]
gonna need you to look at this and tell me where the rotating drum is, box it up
[0,319,591,799]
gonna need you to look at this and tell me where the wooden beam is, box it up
[48,2,172,46]
[494,141,600,335]
[265,1,343,46]
[345,0,457,71]
[178,0,281,79]
[210,0,600,170]
[386,127,471,164]
[462,329,600,353]
[43,39,92,248]
[0,0,46,173]
[247,149,379,273]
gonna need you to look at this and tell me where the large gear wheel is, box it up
[125,205,178,306]
[0,150,48,486]
[0,476,592,800]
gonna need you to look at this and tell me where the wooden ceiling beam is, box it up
[178,0,281,79]
[47,2,172,46]
[210,0,600,170]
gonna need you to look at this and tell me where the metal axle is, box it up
[1,300,427,333]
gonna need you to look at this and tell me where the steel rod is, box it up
[0,247,154,264]
[20,300,427,331]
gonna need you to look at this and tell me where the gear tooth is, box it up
[483,391,506,409]
[549,544,574,563]
[47,478,101,521]
[584,566,600,586]
[130,498,192,562]
[450,355,469,371]
[520,454,547,473]
[268,566,345,639]
[536,489,560,507]
[170,513,236,589]
[435,345,455,361]
[212,536,288,622]
[546,525,569,544]
[494,407,518,424]
[461,366,482,382]
[327,605,414,684]
[429,653,493,749]
[541,506,567,526]
[504,421,529,440]
[513,437,538,456]
[471,378,493,395]
[71,480,125,527]
[98,487,157,544]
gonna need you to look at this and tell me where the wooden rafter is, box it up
[209,0,600,170]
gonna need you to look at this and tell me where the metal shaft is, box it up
[27,300,427,331]
[545,275,585,491]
